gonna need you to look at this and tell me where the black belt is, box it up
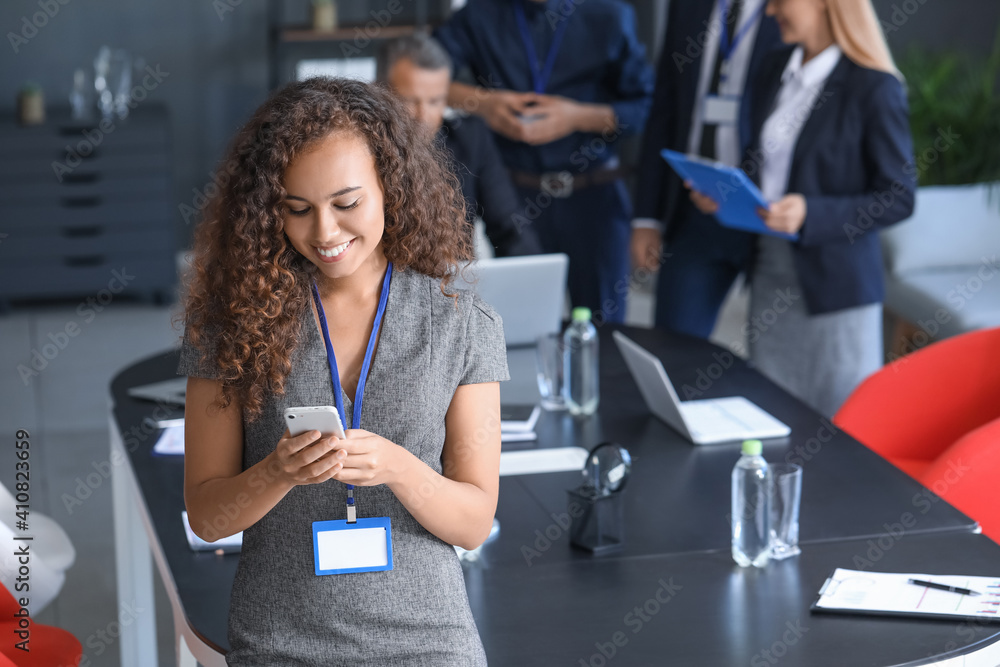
[509,166,627,198]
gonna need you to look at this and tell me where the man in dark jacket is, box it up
[378,34,542,257]
[632,0,781,337]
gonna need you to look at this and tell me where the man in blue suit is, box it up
[631,0,782,337]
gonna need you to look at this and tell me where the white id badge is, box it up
[703,95,740,125]
[312,517,394,575]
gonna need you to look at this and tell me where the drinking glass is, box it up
[535,333,567,411]
[769,462,802,560]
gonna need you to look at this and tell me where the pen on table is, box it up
[908,579,982,597]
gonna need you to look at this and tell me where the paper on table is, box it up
[501,431,538,443]
[501,405,541,432]
[181,511,242,552]
[152,423,185,456]
[815,568,1000,620]
[498,447,588,476]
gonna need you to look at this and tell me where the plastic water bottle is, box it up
[562,307,599,416]
[731,439,771,568]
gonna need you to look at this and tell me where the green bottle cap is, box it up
[571,307,592,322]
[741,439,763,456]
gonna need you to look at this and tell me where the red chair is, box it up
[920,417,1000,542]
[0,583,81,667]
[835,326,1000,480]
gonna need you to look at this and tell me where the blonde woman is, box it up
[690,0,915,416]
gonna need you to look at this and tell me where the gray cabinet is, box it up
[0,105,176,304]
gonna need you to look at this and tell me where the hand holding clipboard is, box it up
[661,149,802,240]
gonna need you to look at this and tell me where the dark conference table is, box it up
[109,324,1000,666]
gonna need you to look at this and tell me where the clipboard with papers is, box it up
[811,568,1000,623]
[660,149,799,241]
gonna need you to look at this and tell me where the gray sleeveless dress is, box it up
[177,268,509,666]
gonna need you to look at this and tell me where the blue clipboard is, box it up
[661,149,798,241]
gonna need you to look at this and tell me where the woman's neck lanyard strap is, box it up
[310,261,393,523]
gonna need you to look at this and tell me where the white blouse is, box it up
[759,44,842,203]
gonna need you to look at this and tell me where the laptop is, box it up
[455,253,568,346]
[127,377,187,406]
[612,331,791,445]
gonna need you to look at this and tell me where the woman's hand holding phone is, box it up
[276,406,348,485]
[269,427,408,488]
[271,428,346,486]
[328,430,408,487]
[274,406,408,488]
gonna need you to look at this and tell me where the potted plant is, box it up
[881,23,1000,357]
[899,24,1000,188]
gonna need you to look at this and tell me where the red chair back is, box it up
[0,583,81,667]
[920,417,1000,543]
[835,327,1000,465]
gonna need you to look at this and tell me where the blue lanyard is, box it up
[718,0,764,66]
[513,0,573,94]
[310,261,393,521]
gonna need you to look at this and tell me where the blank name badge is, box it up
[312,517,394,576]
[703,95,740,126]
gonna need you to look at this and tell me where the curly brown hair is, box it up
[180,77,473,420]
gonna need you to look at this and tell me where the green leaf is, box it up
[898,26,1000,187]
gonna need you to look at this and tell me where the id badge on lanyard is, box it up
[703,95,740,126]
[704,0,764,127]
[313,517,393,575]
[310,262,395,576]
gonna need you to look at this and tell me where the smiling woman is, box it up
[282,133,386,284]
[175,78,507,666]
[182,77,473,417]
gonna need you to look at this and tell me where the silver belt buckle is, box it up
[540,170,574,198]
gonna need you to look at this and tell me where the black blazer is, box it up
[744,47,916,315]
[633,1,781,240]
[440,116,543,257]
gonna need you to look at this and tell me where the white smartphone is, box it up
[283,406,346,439]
